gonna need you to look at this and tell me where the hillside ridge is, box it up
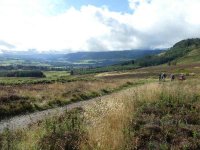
[135,38,200,67]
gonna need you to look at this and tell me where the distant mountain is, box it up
[135,38,200,67]
[0,49,163,68]
[64,50,163,66]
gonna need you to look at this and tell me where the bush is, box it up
[0,70,46,78]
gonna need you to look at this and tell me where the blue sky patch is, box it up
[61,0,132,13]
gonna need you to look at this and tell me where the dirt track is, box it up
[0,96,103,133]
[0,82,151,133]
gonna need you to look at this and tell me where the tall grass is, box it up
[1,80,200,149]
[80,82,161,149]
[0,108,84,150]
[80,80,200,149]
[0,79,147,119]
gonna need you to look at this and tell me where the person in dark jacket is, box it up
[170,74,175,81]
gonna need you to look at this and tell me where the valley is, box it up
[0,38,200,149]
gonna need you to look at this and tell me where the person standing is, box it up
[159,73,162,81]
[170,74,175,81]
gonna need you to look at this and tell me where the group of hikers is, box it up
[159,73,186,82]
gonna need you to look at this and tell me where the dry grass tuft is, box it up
[81,83,160,150]
[80,80,200,149]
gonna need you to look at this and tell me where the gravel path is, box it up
[0,96,103,133]
[0,82,149,133]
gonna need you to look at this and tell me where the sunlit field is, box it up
[0,72,151,120]
[1,78,200,149]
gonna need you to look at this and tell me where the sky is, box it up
[0,0,200,52]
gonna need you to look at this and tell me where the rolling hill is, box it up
[64,50,163,66]
[64,38,200,75]
[0,49,163,68]
[135,38,200,67]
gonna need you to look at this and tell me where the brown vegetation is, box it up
[1,78,200,149]
[0,78,147,119]
[81,80,200,149]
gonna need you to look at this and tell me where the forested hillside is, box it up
[135,38,200,67]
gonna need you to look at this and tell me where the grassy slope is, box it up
[73,39,200,75]
[0,77,151,120]
[132,38,200,67]
[1,79,200,149]
[163,38,200,65]
[131,81,200,149]
[177,47,200,64]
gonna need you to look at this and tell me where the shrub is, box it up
[0,70,46,78]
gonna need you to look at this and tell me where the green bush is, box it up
[0,70,46,78]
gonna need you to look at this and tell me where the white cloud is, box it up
[127,0,200,48]
[128,0,151,10]
[0,0,199,51]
